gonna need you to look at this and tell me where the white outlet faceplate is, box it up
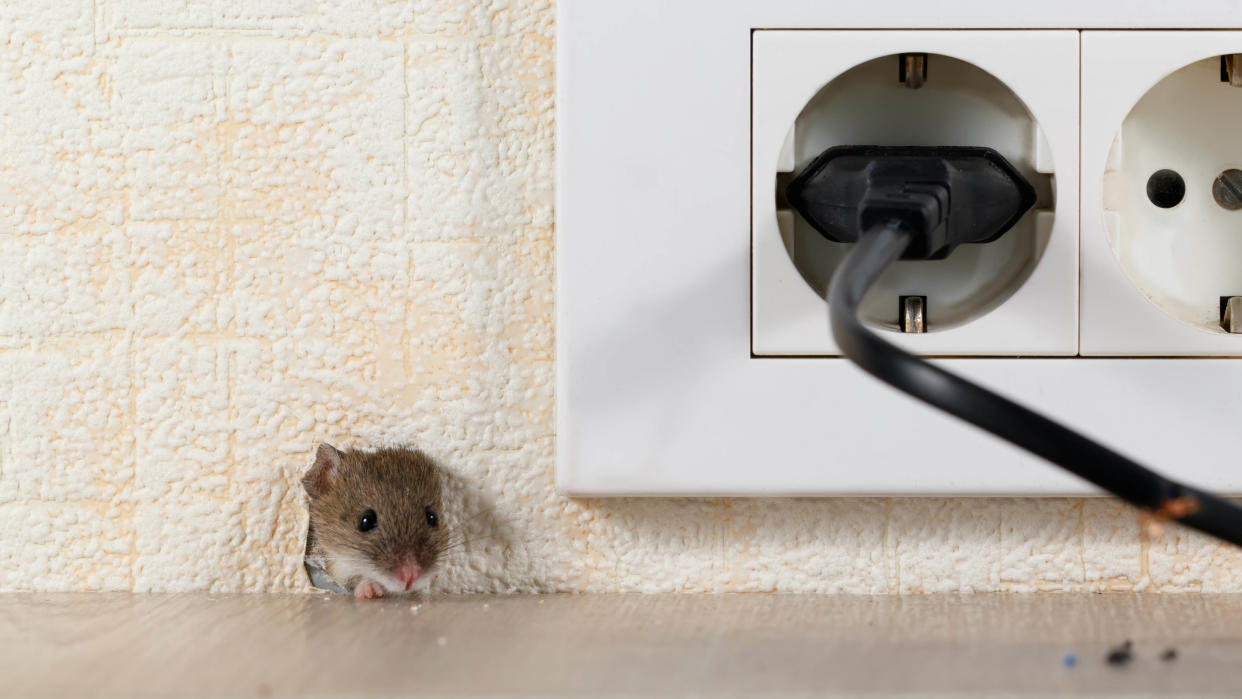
[557,1,1242,496]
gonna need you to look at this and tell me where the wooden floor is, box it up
[5,593,1242,697]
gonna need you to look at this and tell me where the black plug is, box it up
[784,145,1037,260]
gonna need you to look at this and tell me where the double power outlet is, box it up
[557,7,1242,495]
[752,30,1242,357]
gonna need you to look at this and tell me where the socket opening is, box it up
[1103,55,1242,333]
[775,53,1055,332]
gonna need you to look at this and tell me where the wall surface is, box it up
[1,0,1239,594]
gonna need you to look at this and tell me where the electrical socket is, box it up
[1083,31,1242,355]
[752,31,1079,356]
[558,3,1242,496]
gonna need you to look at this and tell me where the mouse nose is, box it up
[394,562,422,591]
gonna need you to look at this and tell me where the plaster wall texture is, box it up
[1,0,1236,593]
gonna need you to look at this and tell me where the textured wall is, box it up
[1,1,1238,594]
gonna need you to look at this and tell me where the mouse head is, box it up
[303,444,449,594]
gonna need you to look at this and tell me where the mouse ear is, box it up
[303,443,345,498]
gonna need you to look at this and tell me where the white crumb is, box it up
[437,636,447,647]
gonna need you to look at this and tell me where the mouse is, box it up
[301,443,449,600]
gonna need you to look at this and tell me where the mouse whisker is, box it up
[451,527,502,543]
[440,532,480,549]
[448,508,500,527]
[437,532,514,555]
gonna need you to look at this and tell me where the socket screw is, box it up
[1213,169,1242,211]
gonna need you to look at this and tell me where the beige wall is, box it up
[1,0,1237,593]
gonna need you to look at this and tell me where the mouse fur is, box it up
[302,443,449,600]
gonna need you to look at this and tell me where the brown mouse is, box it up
[302,443,449,600]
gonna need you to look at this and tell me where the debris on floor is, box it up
[1106,640,1134,667]
[1061,653,1078,668]
[1162,647,1179,662]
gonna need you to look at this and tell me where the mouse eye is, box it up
[425,506,439,528]
[357,509,378,533]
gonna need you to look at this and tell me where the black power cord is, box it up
[788,145,1242,547]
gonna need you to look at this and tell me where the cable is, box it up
[829,219,1242,548]
[789,144,1242,546]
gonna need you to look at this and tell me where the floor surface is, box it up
[4,593,1242,697]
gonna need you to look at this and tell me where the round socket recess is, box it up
[776,53,1054,332]
[1103,56,1242,333]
